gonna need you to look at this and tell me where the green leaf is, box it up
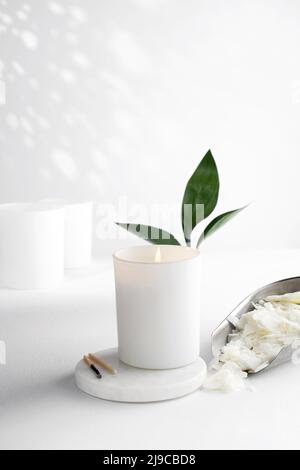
[196,206,247,248]
[116,223,181,246]
[181,149,219,245]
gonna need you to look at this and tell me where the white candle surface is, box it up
[40,199,93,269]
[0,202,64,289]
[113,245,201,369]
[63,201,93,268]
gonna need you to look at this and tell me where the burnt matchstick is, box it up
[83,355,102,378]
[88,353,117,375]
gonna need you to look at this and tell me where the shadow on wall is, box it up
[0,0,178,198]
[2,0,293,252]
[0,0,189,253]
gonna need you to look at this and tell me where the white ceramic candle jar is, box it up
[113,245,201,369]
[63,201,93,268]
[0,202,64,289]
[41,199,93,268]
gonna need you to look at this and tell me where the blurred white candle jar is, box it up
[113,245,201,369]
[0,203,64,289]
[63,201,93,268]
[41,200,93,268]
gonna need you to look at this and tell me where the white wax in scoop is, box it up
[204,293,300,392]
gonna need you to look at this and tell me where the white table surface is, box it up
[1,249,300,450]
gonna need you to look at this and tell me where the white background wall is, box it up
[1,0,300,254]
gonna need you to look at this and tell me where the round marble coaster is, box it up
[75,348,207,403]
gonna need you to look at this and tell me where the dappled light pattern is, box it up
[52,148,78,181]
[20,29,38,49]
[1,0,293,252]
[0,0,177,205]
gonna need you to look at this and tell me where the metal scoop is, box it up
[211,276,300,373]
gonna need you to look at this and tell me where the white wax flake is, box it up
[266,292,300,304]
[205,292,300,392]
[204,362,247,392]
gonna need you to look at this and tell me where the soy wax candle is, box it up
[41,199,93,268]
[63,201,93,268]
[113,245,201,369]
[0,202,64,289]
